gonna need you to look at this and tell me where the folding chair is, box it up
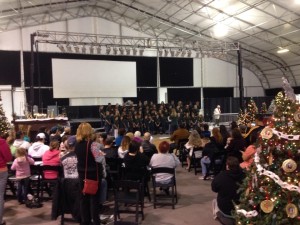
[40,165,62,200]
[113,180,144,223]
[150,167,177,209]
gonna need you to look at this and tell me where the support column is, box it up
[237,47,244,111]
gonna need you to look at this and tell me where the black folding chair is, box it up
[113,180,144,223]
[150,167,177,209]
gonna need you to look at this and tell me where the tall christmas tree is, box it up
[0,94,10,135]
[235,78,300,225]
[238,99,258,125]
[260,102,267,114]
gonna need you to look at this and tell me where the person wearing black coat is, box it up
[211,156,245,225]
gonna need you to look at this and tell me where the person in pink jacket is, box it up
[0,134,12,225]
[240,133,257,170]
[11,148,35,204]
[42,140,61,179]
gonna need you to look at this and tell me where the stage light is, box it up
[175,49,181,57]
[139,48,144,56]
[159,49,163,57]
[106,46,111,54]
[74,46,80,53]
[125,48,131,55]
[113,47,118,55]
[187,49,192,57]
[66,45,72,52]
[133,48,138,56]
[277,48,289,54]
[170,49,175,57]
[181,49,187,57]
[89,46,94,54]
[81,45,86,54]
[119,47,124,55]
[164,49,169,57]
[57,44,65,52]
[96,46,101,54]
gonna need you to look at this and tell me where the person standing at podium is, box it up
[213,105,221,126]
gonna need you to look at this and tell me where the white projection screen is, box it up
[52,58,137,98]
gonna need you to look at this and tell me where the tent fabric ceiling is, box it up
[0,0,299,89]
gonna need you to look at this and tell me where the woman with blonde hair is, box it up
[184,130,202,170]
[118,135,130,159]
[74,123,103,225]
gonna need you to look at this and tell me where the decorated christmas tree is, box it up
[235,78,300,225]
[0,94,10,135]
[238,99,258,126]
[260,102,267,114]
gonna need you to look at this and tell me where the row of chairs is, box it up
[113,167,177,224]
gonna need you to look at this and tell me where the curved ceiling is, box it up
[0,0,300,89]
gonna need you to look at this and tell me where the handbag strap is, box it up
[84,141,98,181]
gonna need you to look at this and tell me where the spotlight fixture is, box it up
[164,49,169,57]
[119,47,124,55]
[125,48,131,55]
[170,49,175,57]
[113,47,118,55]
[74,46,80,53]
[181,49,187,57]
[66,45,72,52]
[187,49,192,57]
[106,46,111,54]
[81,45,86,54]
[139,48,144,56]
[132,48,138,56]
[277,48,289,54]
[57,44,65,52]
[96,46,101,54]
[89,46,94,54]
[159,49,163,57]
[175,49,181,57]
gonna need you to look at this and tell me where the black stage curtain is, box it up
[167,88,200,104]
[160,58,193,87]
[124,88,157,104]
[0,50,21,86]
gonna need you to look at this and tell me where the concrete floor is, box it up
[3,165,220,225]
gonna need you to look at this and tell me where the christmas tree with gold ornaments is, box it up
[0,94,10,135]
[235,78,300,225]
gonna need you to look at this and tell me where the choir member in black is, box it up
[120,115,128,132]
[143,115,150,133]
[104,111,113,134]
[160,112,168,134]
[154,114,162,134]
[148,115,155,134]
[132,114,141,133]
[127,115,134,133]
[184,112,191,131]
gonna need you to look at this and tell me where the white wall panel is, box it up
[193,58,202,87]
[70,97,123,106]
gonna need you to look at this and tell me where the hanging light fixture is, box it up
[96,46,101,54]
[113,47,118,55]
[57,44,65,52]
[277,47,289,54]
[125,48,131,55]
[106,46,111,54]
[81,45,86,54]
[187,49,192,57]
[74,45,80,53]
[164,49,169,57]
[139,48,144,56]
[159,49,163,57]
[132,48,138,56]
[119,47,124,55]
[170,49,175,57]
[89,46,94,54]
[66,45,72,52]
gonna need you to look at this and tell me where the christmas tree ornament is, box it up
[261,127,273,139]
[286,203,298,218]
[282,159,297,173]
[288,121,293,127]
[294,111,300,122]
[260,200,274,213]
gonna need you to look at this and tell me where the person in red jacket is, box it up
[0,133,12,225]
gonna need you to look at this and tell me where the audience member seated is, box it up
[225,128,246,163]
[184,130,202,170]
[219,125,230,147]
[102,137,118,159]
[118,135,130,159]
[123,140,150,181]
[211,156,245,225]
[169,123,190,153]
[133,131,143,143]
[200,137,218,180]
[141,132,157,159]
[98,132,107,150]
[61,135,78,179]
[115,128,125,147]
[149,141,180,194]
[125,132,134,141]
[240,133,257,170]
[201,123,211,138]
[42,140,61,179]
[28,133,50,159]
[13,131,31,150]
